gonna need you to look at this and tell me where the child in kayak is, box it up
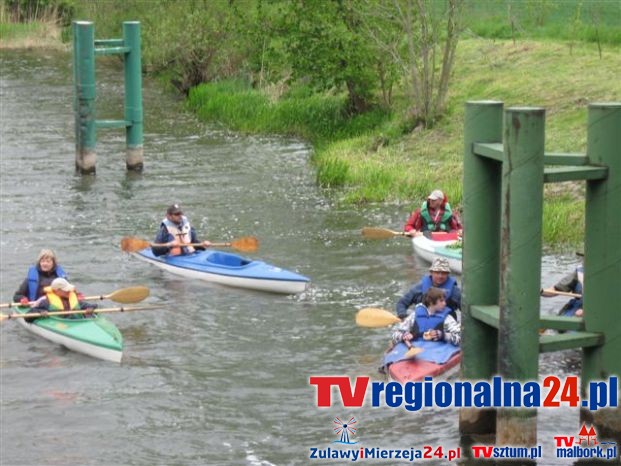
[25,278,96,322]
[392,287,461,346]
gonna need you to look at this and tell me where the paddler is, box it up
[152,204,212,256]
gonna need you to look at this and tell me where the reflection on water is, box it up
[1,50,585,465]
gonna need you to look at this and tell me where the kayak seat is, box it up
[206,251,252,268]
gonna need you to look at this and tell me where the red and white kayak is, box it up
[382,341,461,382]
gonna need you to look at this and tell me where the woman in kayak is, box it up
[392,287,461,346]
[13,249,68,304]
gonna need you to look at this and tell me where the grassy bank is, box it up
[0,20,64,48]
[189,38,620,247]
[0,2,66,50]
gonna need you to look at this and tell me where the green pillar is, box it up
[459,101,503,438]
[123,21,144,171]
[581,103,621,444]
[496,107,545,446]
[73,21,96,174]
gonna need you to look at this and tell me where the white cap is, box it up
[51,278,75,292]
[428,190,444,201]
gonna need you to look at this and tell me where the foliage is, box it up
[360,0,465,128]
[273,0,381,114]
[186,80,391,143]
[3,0,74,26]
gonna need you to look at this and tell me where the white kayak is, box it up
[411,233,462,274]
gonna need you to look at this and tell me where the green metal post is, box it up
[496,107,545,446]
[73,21,96,174]
[122,21,144,171]
[581,103,621,444]
[459,101,503,439]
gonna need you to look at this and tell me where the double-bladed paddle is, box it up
[361,227,409,239]
[120,236,259,254]
[0,286,150,309]
[355,307,401,327]
[0,304,164,322]
[356,307,424,358]
[541,288,582,299]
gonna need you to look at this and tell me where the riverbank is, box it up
[0,20,65,50]
[188,38,620,248]
[4,19,618,248]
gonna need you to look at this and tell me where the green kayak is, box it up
[15,307,123,363]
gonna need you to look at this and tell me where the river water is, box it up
[0,50,587,465]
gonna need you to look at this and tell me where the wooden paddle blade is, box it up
[355,307,401,327]
[230,236,259,253]
[404,347,424,359]
[120,236,151,253]
[105,286,150,304]
[361,227,404,239]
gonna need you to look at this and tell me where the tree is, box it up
[277,0,380,114]
[362,0,464,128]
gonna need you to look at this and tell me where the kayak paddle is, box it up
[120,236,259,253]
[540,288,582,299]
[355,307,401,327]
[0,286,150,309]
[361,227,409,239]
[0,304,165,322]
[404,340,424,358]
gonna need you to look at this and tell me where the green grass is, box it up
[188,38,619,247]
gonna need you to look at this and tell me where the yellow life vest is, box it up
[43,286,80,310]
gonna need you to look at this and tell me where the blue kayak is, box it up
[382,341,461,383]
[133,249,310,294]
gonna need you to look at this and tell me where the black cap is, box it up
[167,204,183,215]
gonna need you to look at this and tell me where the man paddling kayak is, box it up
[152,204,212,256]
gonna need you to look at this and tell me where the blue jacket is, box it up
[13,265,67,302]
[396,275,461,319]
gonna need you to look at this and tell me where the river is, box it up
[0,49,586,466]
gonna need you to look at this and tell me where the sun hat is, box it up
[51,278,75,292]
[429,257,451,273]
[428,190,444,201]
[167,204,183,215]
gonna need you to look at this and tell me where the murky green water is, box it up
[1,50,584,465]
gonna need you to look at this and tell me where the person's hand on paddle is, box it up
[39,310,49,318]
[166,239,181,248]
[202,240,212,248]
[19,297,30,307]
[402,332,414,342]
[83,307,96,317]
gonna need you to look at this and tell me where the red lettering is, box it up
[543,376,561,407]
[309,376,369,407]
[471,446,494,459]
[553,436,575,447]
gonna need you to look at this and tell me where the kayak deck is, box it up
[134,248,310,294]
[15,308,123,363]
